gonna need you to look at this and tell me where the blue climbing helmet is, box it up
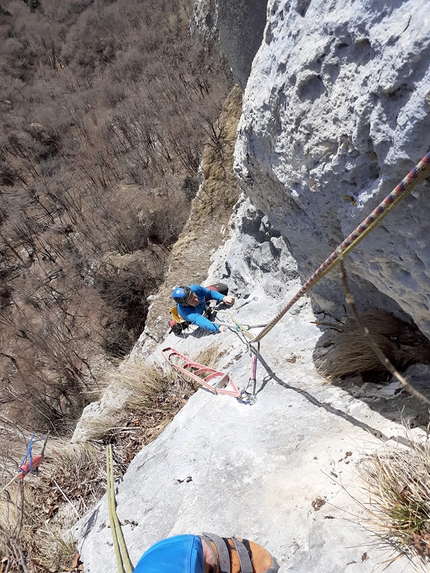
[173,286,191,304]
[133,535,203,573]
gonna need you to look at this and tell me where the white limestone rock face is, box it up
[235,0,430,336]
[75,198,427,573]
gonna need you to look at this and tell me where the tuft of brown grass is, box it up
[357,436,430,566]
[118,358,169,409]
[192,343,227,370]
[29,528,78,572]
[316,310,430,381]
[73,357,199,445]
[0,439,102,572]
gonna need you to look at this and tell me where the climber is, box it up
[172,283,235,333]
[133,532,280,573]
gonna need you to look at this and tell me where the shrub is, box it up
[182,175,199,201]
[357,436,430,566]
[102,325,132,358]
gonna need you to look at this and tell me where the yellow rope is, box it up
[106,444,133,573]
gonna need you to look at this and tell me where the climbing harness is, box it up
[162,347,251,401]
[169,305,191,335]
[251,151,430,344]
[106,444,133,573]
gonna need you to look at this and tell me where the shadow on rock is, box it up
[312,310,430,428]
[253,351,416,447]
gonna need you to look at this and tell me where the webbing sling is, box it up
[202,532,254,573]
[202,532,231,573]
[232,538,253,573]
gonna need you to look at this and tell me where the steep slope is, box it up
[132,85,243,350]
[75,197,430,572]
[72,2,430,571]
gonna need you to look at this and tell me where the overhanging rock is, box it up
[234,0,430,338]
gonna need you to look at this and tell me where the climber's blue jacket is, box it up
[177,284,225,332]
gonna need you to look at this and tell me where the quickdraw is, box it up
[239,344,260,406]
[0,431,50,496]
[17,431,49,480]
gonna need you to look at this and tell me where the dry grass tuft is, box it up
[357,436,430,566]
[76,357,199,444]
[32,529,78,572]
[118,358,169,409]
[0,439,103,572]
[316,311,430,381]
[76,412,126,442]
[192,343,227,369]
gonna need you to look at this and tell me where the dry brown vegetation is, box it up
[0,0,233,436]
[0,1,237,569]
[143,85,243,345]
[0,361,197,572]
[356,434,430,570]
[315,310,430,382]
[0,77,243,564]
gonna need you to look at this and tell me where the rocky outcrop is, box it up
[75,198,429,572]
[74,3,430,571]
[234,0,430,338]
[217,0,268,90]
[193,0,268,90]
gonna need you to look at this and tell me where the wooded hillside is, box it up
[0,0,232,434]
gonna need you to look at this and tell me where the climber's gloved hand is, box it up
[218,325,227,333]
